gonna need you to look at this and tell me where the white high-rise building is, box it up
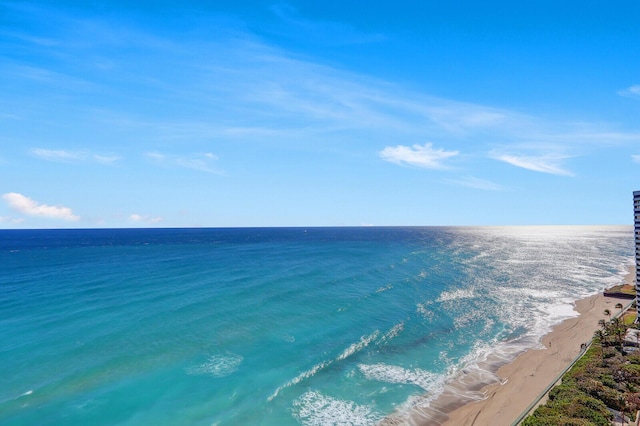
[635,191,640,316]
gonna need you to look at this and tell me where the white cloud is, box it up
[31,148,83,161]
[633,155,640,163]
[492,153,573,176]
[145,151,222,174]
[92,154,120,164]
[2,192,80,221]
[129,213,163,224]
[444,176,504,191]
[618,85,640,98]
[31,148,120,164]
[379,143,458,169]
[145,152,165,161]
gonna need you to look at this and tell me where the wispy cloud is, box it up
[270,3,385,46]
[129,213,163,224]
[31,148,120,164]
[31,148,83,161]
[92,154,120,165]
[444,176,505,191]
[2,192,80,221]
[9,5,639,157]
[379,143,458,169]
[145,152,222,174]
[491,152,574,176]
[0,216,25,224]
[5,1,640,200]
[633,155,640,163]
[618,85,640,99]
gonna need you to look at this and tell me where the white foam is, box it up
[436,288,475,303]
[516,288,563,299]
[337,331,379,361]
[376,284,393,293]
[186,353,243,377]
[416,300,435,320]
[292,390,382,426]
[269,330,381,401]
[378,322,404,344]
[17,390,33,398]
[358,363,443,392]
[268,360,332,401]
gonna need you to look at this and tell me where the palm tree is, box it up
[616,302,624,317]
[598,319,609,346]
[611,317,626,349]
[604,308,612,322]
[594,330,607,361]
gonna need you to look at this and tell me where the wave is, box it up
[384,256,634,424]
[436,288,475,303]
[379,322,404,344]
[375,284,393,293]
[185,353,243,377]
[358,363,443,392]
[16,390,33,399]
[337,331,380,361]
[378,339,527,425]
[292,390,382,426]
[269,326,404,402]
[268,359,333,401]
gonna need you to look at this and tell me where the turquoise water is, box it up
[0,226,633,425]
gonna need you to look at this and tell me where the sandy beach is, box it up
[378,266,637,426]
[437,268,635,426]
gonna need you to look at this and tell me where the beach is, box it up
[436,268,635,426]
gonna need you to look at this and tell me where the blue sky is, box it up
[1,1,640,228]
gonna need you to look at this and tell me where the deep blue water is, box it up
[0,226,633,425]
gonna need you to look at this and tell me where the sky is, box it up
[1,0,640,228]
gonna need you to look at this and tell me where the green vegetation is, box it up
[523,309,640,426]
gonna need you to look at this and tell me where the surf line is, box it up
[268,330,380,401]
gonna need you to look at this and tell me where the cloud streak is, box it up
[491,153,574,176]
[145,152,222,174]
[618,85,640,99]
[444,176,505,191]
[31,148,120,164]
[379,143,458,169]
[270,3,386,46]
[2,192,80,221]
[129,213,163,224]
[0,216,25,224]
[9,6,640,161]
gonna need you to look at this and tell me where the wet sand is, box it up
[440,268,635,426]
[380,267,635,426]
[439,292,618,425]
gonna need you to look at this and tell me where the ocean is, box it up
[0,226,633,425]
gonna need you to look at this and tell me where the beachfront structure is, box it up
[635,191,640,316]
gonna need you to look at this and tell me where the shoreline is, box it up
[380,265,635,426]
[439,293,617,425]
[439,266,636,426]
